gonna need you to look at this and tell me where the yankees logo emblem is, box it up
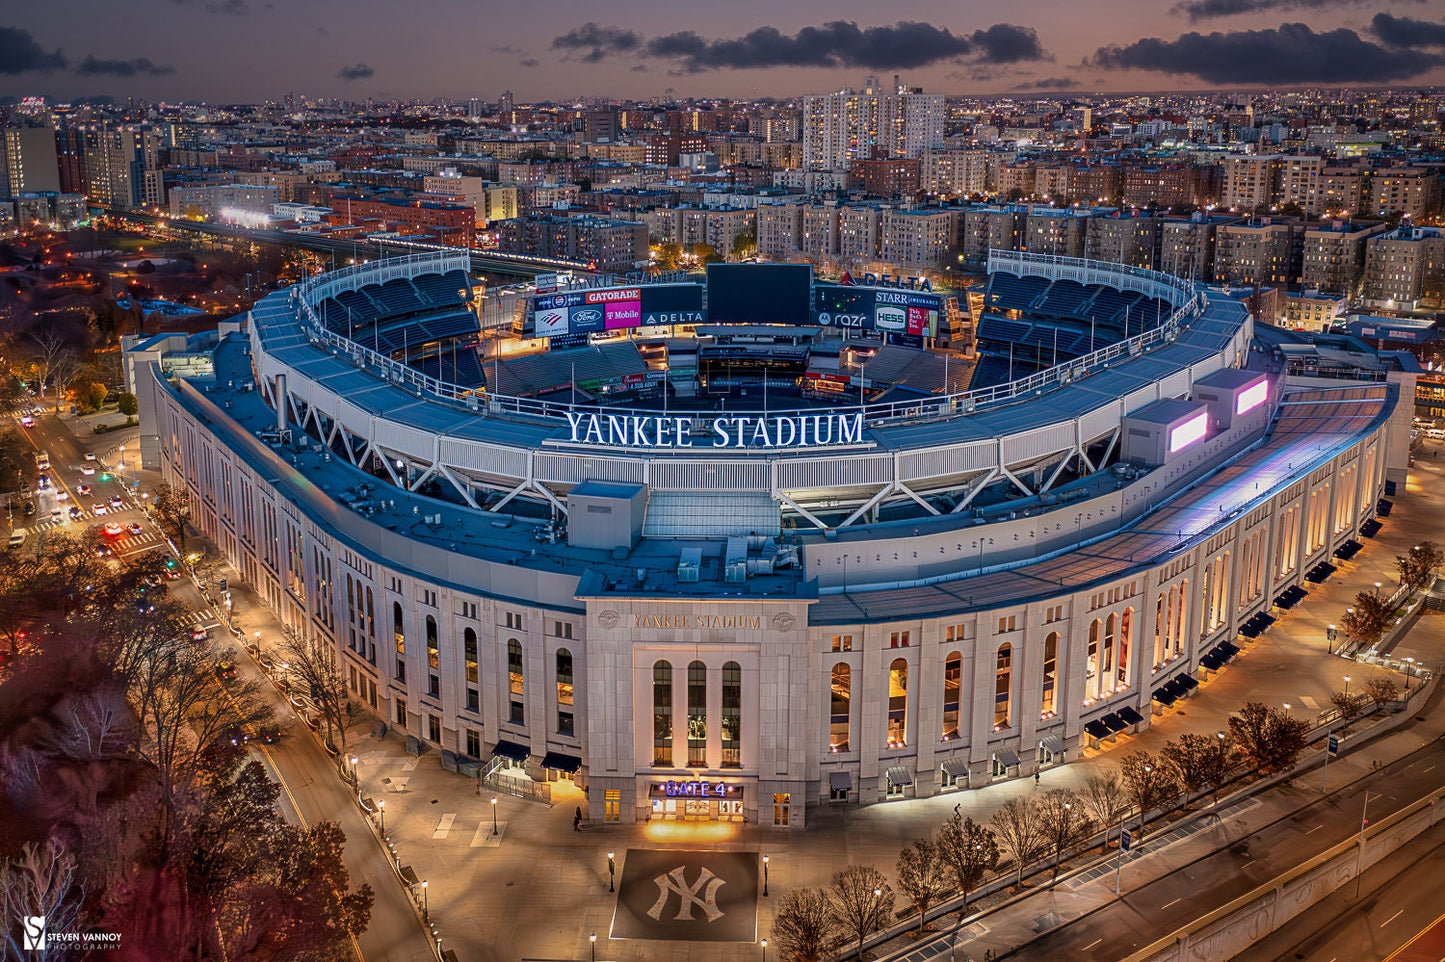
[647,866,727,923]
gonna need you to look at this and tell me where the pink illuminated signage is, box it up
[1169,411,1208,453]
[1236,380,1268,415]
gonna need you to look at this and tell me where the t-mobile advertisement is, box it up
[605,299,642,329]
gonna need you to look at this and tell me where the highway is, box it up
[1011,732,1445,960]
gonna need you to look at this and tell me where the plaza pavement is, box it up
[187,442,1445,962]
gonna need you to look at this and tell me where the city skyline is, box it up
[2,0,1445,104]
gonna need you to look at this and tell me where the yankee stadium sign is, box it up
[562,411,865,450]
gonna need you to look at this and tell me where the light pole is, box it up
[421,879,429,921]
[491,796,499,835]
[1355,790,1387,898]
[761,938,768,961]
[1326,623,1336,654]
[378,798,385,835]
[763,854,769,896]
[608,851,615,892]
[589,933,596,962]
[1405,657,1416,694]
[1343,675,1351,698]
[349,754,359,790]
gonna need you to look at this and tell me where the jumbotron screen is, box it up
[706,264,812,326]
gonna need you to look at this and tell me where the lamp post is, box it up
[378,799,385,835]
[1343,675,1351,698]
[1355,790,1387,898]
[608,851,616,892]
[349,754,359,790]
[1405,657,1416,694]
[1326,623,1337,654]
[421,879,429,921]
[589,933,596,962]
[491,796,499,836]
[761,938,768,961]
[763,854,769,896]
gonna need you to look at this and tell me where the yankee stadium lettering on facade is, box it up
[562,411,866,449]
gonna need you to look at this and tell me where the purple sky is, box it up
[3,0,1445,103]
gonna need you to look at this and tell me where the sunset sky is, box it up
[3,0,1445,104]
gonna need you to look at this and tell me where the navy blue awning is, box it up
[1177,673,1199,691]
[1102,713,1128,733]
[541,751,581,773]
[1083,720,1110,740]
[1118,706,1145,726]
[492,739,529,762]
[1200,652,1225,671]
[1153,686,1177,706]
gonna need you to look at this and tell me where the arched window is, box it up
[721,662,741,767]
[687,661,707,767]
[887,658,909,748]
[1103,613,1117,679]
[392,602,406,682]
[653,661,673,766]
[1117,609,1132,686]
[463,627,478,684]
[507,639,524,725]
[1175,579,1189,656]
[1041,633,1058,716]
[830,663,851,752]
[1154,593,1166,667]
[942,652,962,739]
[994,644,1012,730]
[556,649,574,737]
[425,615,439,670]
[1086,619,1101,700]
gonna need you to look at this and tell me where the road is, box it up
[1234,817,1445,962]
[8,408,436,961]
[1009,737,1445,961]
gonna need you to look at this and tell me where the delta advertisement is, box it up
[813,286,941,337]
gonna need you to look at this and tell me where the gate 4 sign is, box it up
[612,849,759,943]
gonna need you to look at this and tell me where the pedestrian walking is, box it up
[1034,771,1041,787]
[574,806,583,831]
[954,803,961,817]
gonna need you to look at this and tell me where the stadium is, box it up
[129,249,1410,828]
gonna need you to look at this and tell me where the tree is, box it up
[933,812,999,911]
[76,381,108,414]
[152,481,191,553]
[26,328,76,414]
[1396,541,1443,592]
[1228,701,1310,775]
[989,796,1047,888]
[827,865,894,962]
[282,632,352,761]
[731,229,757,261]
[1037,789,1093,883]
[1340,591,1392,650]
[771,888,838,962]
[1159,732,1235,808]
[1119,751,1176,833]
[895,837,948,935]
[0,839,81,962]
[690,241,722,265]
[1330,690,1368,729]
[117,391,139,424]
[655,242,682,270]
[1363,673,1399,708]
[1078,772,1129,853]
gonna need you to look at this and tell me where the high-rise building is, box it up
[920,149,989,198]
[82,124,164,210]
[1219,154,1280,212]
[498,90,514,115]
[2,126,61,199]
[801,77,944,171]
[1362,226,1445,308]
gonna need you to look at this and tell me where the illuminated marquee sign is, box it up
[562,411,865,450]
[1168,411,1209,453]
[1235,380,1268,415]
[661,780,734,798]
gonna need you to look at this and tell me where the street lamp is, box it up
[1343,675,1351,698]
[1326,623,1337,654]
[608,851,615,892]
[1355,790,1387,898]
[761,938,768,961]
[589,933,596,962]
[349,754,359,790]
[491,796,499,836]
[1405,657,1416,693]
[763,854,769,896]
[421,879,429,921]
[378,799,385,835]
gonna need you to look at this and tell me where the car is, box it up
[220,725,249,747]
[91,503,107,516]
[19,482,31,497]
[135,597,154,613]
[22,501,36,517]
[109,496,124,510]
[79,465,95,476]
[95,544,113,558]
[192,627,210,641]
[103,523,123,537]
[68,506,83,521]
[77,483,91,496]
[19,415,33,428]
[256,726,282,744]
[50,509,62,524]
[55,490,68,502]
[214,661,237,681]
[83,452,97,461]
[163,567,181,581]
[127,522,143,536]
[36,474,50,490]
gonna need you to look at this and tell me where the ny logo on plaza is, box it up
[647,866,726,923]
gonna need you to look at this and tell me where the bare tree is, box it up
[933,811,999,912]
[1228,701,1310,775]
[1363,673,1399,708]
[895,837,948,935]
[26,328,75,414]
[0,839,81,962]
[771,888,838,962]
[1037,790,1093,883]
[282,632,351,760]
[1330,690,1368,730]
[151,481,191,554]
[827,865,895,962]
[1159,732,1235,808]
[1119,751,1176,833]
[989,796,1047,888]
[1078,772,1128,853]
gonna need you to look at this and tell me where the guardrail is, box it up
[281,251,1206,439]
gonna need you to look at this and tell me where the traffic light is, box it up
[100,473,111,482]
[165,558,177,569]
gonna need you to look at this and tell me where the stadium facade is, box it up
[129,251,1410,828]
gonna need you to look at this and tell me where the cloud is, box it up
[336,62,374,80]
[1372,12,1445,48]
[1091,22,1441,84]
[519,58,539,68]
[76,55,175,77]
[1012,76,1082,89]
[0,25,66,74]
[1171,0,1417,22]
[551,22,641,62]
[612,20,1048,73]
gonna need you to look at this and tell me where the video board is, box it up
[813,284,942,337]
[707,264,812,326]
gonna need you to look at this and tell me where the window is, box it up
[773,792,791,827]
[830,663,851,752]
[889,631,910,648]
[1041,632,1058,716]
[466,688,479,713]
[556,649,574,737]
[428,674,439,698]
[831,634,853,652]
[393,602,405,681]
[721,661,741,768]
[653,661,673,766]
[605,788,621,822]
[460,601,478,620]
[505,611,523,630]
[395,697,408,729]
[887,658,908,748]
[425,615,439,670]
[465,729,481,758]
[464,628,478,684]
[1045,604,1063,623]
[997,615,1017,633]
[428,714,441,743]
[687,661,707,767]
[1117,608,1133,686]
[388,575,402,593]
[553,621,573,639]
[942,652,961,739]
[994,644,1012,730]
[508,640,524,725]
[421,589,437,608]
